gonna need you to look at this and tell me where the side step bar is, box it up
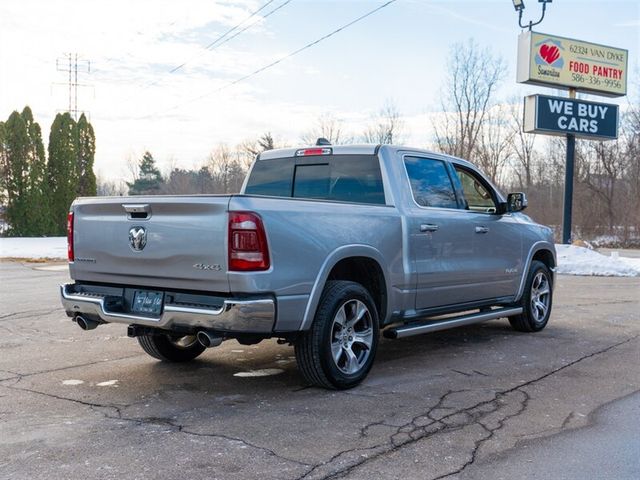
[383,307,523,339]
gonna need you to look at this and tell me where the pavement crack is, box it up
[4,382,125,418]
[0,354,144,382]
[297,334,638,480]
[100,412,312,468]
[560,411,576,430]
[0,308,61,321]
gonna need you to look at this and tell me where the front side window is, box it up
[404,156,458,209]
[453,167,497,213]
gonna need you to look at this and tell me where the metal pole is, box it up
[562,88,577,244]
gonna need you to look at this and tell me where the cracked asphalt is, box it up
[0,261,638,479]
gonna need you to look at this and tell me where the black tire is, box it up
[137,333,206,362]
[509,260,553,332]
[295,281,380,390]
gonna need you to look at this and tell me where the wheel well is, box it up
[327,257,387,324]
[533,249,556,270]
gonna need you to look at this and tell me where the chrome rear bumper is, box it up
[60,283,275,333]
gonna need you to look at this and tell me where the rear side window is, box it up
[404,156,458,209]
[245,155,385,205]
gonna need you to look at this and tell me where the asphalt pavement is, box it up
[0,261,638,479]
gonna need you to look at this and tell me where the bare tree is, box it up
[301,114,351,145]
[362,101,404,144]
[96,177,127,196]
[208,144,247,194]
[508,99,537,189]
[124,154,139,184]
[473,104,514,185]
[433,39,506,159]
[208,144,233,193]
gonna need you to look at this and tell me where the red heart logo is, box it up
[539,44,560,65]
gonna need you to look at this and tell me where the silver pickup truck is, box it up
[60,144,556,389]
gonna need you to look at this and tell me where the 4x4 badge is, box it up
[129,226,147,251]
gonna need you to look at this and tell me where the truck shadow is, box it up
[139,319,567,395]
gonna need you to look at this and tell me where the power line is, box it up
[114,0,294,105]
[141,0,398,119]
[169,0,292,74]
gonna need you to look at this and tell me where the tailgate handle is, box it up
[123,204,151,220]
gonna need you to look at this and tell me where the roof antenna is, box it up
[316,137,331,146]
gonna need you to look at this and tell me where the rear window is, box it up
[245,155,385,205]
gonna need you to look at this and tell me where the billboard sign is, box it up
[517,31,628,97]
[523,94,619,140]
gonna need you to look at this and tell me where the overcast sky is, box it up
[1,0,638,182]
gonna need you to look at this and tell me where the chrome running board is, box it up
[383,307,523,339]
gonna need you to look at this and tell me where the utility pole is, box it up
[54,53,91,120]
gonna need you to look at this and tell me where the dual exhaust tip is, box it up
[196,330,223,348]
[75,315,100,331]
[75,315,223,348]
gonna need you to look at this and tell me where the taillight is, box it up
[67,212,74,262]
[228,211,270,271]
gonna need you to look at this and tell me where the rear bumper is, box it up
[60,283,276,334]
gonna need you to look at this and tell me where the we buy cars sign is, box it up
[523,94,618,141]
[517,31,628,97]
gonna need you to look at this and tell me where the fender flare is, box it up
[514,241,557,302]
[299,244,390,331]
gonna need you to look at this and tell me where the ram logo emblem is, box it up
[129,226,147,251]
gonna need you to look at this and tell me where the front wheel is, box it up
[137,333,206,362]
[509,260,553,332]
[295,281,379,389]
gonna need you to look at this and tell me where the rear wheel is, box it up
[295,281,379,389]
[509,260,553,332]
[137,333,206,362]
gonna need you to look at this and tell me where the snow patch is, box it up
[555,245,640,277]
[233,369,284,378]
[96,380,119,386]
[0,237,66,259]
[62,379,84,385]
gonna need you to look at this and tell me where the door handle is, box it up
[420,224,439,232]
[475,226,490,234]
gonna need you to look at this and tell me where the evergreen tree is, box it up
[0,121,7,210]
[75,113,97,197]
[127,151,163,195]
[21,107,50,235]
[2,111,29,236]
[48,112,77,235]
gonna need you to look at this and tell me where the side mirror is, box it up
[507,192,528,212]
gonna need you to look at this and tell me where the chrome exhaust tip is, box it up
[197,330,223,348]
[75,315,99,331]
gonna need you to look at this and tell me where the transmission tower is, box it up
[54,53,91,120]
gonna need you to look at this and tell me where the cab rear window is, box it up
[245,155,385,205]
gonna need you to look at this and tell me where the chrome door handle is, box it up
[475,226,490,234]
[420,224,439,232]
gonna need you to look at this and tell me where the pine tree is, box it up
[75,113,97,197]
[48,113,77,235]
[127,151,163,195]
[21,107,50,235]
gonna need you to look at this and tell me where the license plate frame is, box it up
[131,290,164,316]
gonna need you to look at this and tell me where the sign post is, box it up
[517,31,627,244]
[562,89,576,245]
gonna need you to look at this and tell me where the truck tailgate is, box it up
[70,196,231,292]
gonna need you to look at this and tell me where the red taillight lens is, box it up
[228,212,270,271]
[67,212,74,262]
